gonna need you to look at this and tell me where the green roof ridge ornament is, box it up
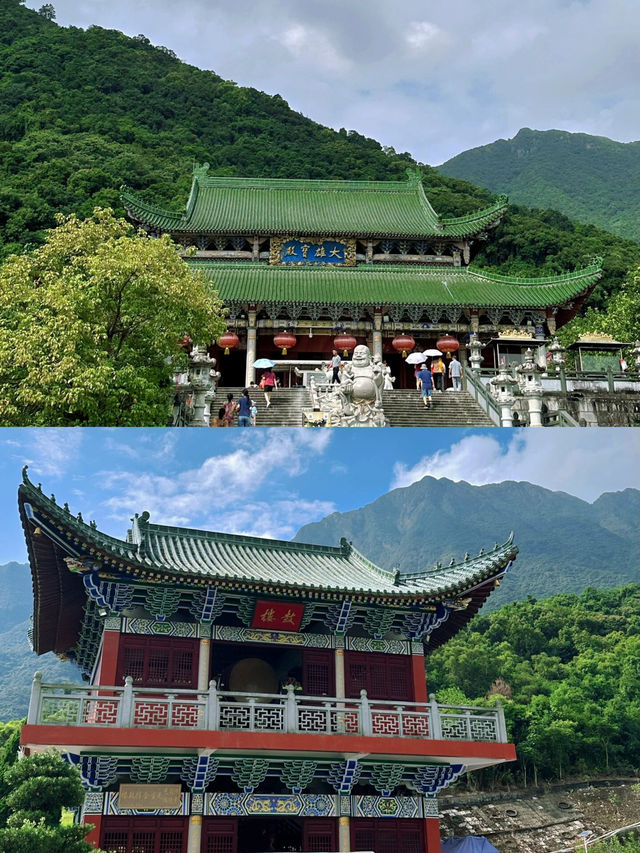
[405,167,423,187]
[194,162,210,179]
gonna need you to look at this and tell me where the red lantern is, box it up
[391,334,416,358]
[274,331,297,355]
[218,332,239,355]
[437,334,460,359]
[333,334,357,357]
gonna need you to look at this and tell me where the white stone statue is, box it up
[318,345,387,426]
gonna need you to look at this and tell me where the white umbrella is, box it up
[405,352,427,364]
[423,348,443,357]
[253,358,276,368]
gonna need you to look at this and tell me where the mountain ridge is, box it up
[437,128,640,241]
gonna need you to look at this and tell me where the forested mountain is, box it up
[0,0,637,309]
[429,584,639,785]
[294,478,639,610]
[438,128,640,242]
[0,562,78,721]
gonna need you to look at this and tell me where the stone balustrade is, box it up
[27,673,507,743]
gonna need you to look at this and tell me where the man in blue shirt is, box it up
[416,365,434,409]
[237,389,253,426]
[331,349,341,384]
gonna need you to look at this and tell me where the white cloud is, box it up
[19,429,84,478]
[34,0,640,163]
[391,430,640,502]
[100,429,333,533]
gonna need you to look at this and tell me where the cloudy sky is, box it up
[1,427,638,563]
[25,0,639,164]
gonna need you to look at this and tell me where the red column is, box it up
[97,629,121,686]
[424,817,441,853]
[84,814,102,849]
[411,651,428,703]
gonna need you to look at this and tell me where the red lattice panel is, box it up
[133,701,169,727]
[83,699,119,726]
[371,711,400,736]
[170,702,200,728]
[344,711,359,733]
[400,714,431,737]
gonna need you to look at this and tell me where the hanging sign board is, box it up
[251,601,305,631]
[118,784,182,810]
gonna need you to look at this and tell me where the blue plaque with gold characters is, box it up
[270,236,356,266]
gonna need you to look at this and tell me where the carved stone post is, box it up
[285,684,297,733]
[27,671,42,725]
[206,681,219,731]
[516,348,544,426]
[372,310,383,363]
[547,337,566,373]
[188,346,217,427]
[489,368,518,427]
[468,336,483,372]
[197,639,211,692]
[428,694,442,740]
[119,676,134,727]
[360,689,372,736]
[245,309,257,387]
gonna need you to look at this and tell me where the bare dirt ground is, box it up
[438,778,639,852]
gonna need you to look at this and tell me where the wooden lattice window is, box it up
[117,636,199,689]
[101,817,187,853]
[351,818,423,852]
[203,818,237,853]
[302,649,334,696]
[345,652,413,701]
[303,818,337,851]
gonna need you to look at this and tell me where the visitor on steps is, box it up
[416,365,434,408]
[331,349,342,383]
[449,355,463,391]
[431,356,445,392]
[237,389,252,426]
[261,368,277,407]
[223,393,237,426]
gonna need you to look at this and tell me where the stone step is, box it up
[210,387,495,427]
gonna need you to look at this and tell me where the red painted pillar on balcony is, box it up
[97,628,121,686]
[84,814,102,848]
[411,649,428,703]
[424,817,441,853]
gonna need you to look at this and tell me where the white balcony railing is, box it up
[27,672,508,743]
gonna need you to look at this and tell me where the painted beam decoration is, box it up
[270,236,356,266]
[251,600,305,631]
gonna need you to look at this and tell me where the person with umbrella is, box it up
[406,351,427,390]
[253,358,278,408]
[416,361,434,409]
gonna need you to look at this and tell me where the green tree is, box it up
[0,208,226,425]
[0,750,100,853]
[37,4,55,19]
[559,264,640,352]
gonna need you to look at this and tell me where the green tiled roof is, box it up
[19,470,517,602]
[121,167,508,239]
[191,260,602,308]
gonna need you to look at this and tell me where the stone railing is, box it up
[27,674,507,743]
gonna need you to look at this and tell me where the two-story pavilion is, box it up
[122,165,602,388]
[19,468,517,853]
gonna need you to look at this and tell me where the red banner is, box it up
[251,601,305,631]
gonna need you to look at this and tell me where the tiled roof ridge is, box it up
[195,175,418,193]
[19,468,136,560]
[138,517,363,559]
[120,185,184,225]
[189,258,602,286]
[402,532,517,582]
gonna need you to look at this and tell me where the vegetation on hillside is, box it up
[0,750,100,852]
[0,209,225,426]
[0,0,637,312]
[438,128,640,242]
[428,585,639,788]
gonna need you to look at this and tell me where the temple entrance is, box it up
[211,643,334,697]
[204,817,337,853]
[101,816,187,853]
[211,347,246,387]
[238,817,302,852]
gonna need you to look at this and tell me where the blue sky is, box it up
[25,0,639,164]
[1,428,638,564]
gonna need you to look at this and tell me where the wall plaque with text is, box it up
[118,784,182,810]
